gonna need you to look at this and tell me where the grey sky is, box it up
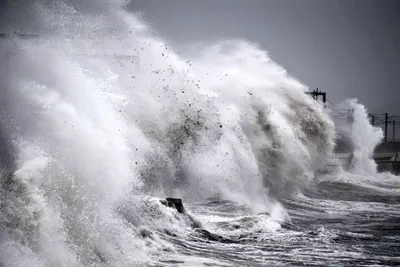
[128,0,400,114]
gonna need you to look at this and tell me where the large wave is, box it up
[0,0,379,266]
[334,100,383,174]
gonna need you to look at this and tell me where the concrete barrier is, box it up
[160,198,185,214]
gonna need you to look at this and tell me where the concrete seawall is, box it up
[327,152,400,175]
[375,142,400,153]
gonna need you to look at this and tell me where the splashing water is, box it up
[335,99,383,174]
[1,1,396,266]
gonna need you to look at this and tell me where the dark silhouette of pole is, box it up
[385,113,388,143]
[305,88,326,107]
[371,115,375,126]
[347,109,354,124]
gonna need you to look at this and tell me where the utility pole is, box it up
[305,88,327,107]
[347,109,354,124]
[385,113,388,143]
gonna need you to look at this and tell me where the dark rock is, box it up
[160,198,185,214]
[194,229,238,244]
[166,198,185,214]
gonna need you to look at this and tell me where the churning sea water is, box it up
[1,1,399,266]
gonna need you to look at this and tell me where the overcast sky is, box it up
[128,0,400,114]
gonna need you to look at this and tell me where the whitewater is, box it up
[1,1,399,266]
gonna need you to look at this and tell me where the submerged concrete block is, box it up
[160,198,185,214]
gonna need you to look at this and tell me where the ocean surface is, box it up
[1,1,399,266]
[164,178,400,266]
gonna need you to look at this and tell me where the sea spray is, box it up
[188,41,335,200]
[334,99,383,174]
[0,0,341,265]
